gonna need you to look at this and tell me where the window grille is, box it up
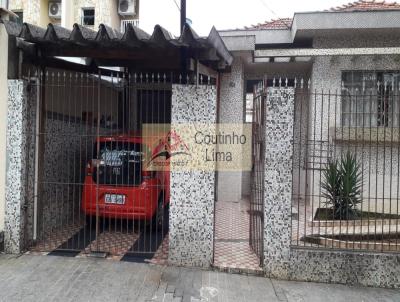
[342,71,400,128]
[81,8,95,26]
[121,19,139,33]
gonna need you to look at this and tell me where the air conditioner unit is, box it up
[48,1,62,19]
[118,0,135,16]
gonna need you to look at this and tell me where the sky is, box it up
[140,0,350,37]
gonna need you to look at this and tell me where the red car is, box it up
[81,134,170,227]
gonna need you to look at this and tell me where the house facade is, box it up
[0,0,400,289]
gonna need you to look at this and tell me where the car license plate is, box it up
[105,194,126,205]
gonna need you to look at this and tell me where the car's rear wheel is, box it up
[151,193,168,231]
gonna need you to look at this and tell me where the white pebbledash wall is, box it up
[263,87,295,279]
[5,80,28,253]
[4,79,37,253]
[168,84,217,267]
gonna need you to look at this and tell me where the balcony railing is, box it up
[121,19,139,33]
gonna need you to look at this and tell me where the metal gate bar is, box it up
[249,80,265,265]
[24,66,187,260]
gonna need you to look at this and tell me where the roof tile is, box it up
[248,0,400,30]
[328,0,400,11]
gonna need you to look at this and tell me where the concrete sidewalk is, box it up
[0,254,399,302]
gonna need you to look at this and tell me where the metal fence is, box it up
[22,66,215,262]
[291,82,400,253]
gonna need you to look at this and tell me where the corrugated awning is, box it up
[1,20,233,71]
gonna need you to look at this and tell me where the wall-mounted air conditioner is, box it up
[48,1,62,19]
[118,0,135,16]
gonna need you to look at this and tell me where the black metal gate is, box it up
[28,68,172,262]
[249,80,265,265]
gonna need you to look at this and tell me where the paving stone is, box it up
[0,254,399,302]
[214,200,263,272]
[166,284,176,293]
[174,288,184,298]
[151,281,168,302]
[163,293,175,302]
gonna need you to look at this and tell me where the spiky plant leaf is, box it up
[321,159,342,216]
[321,151,363,220]
[338,151,363,219]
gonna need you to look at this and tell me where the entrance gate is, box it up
[29,68,171,262]
[249,80,265,265]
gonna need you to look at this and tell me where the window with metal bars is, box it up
[81,8,95,26]
[341,71,400,127]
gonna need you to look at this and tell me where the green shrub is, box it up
[321,151,363,220]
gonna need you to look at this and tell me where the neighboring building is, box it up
[6,0,139,31]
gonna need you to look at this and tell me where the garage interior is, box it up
[29,68,172,263]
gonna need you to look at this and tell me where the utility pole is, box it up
[180,0,187,74]
[180,0,186,35]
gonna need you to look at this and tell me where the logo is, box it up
[143,123,252,172]
[145,129,192,171]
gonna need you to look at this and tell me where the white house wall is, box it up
[0,23,9,234]
[218,58,245,202]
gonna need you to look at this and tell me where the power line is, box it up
[257,0,290,29]
[172,0,181,12]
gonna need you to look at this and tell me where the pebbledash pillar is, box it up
[263,87,295,279]
[168,84,217,267]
